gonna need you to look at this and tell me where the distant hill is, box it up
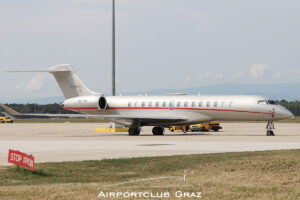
[0,82,299,104]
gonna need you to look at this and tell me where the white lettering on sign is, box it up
[23,157,33,168]
[10,153,22,162]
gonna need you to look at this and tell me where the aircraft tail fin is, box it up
[8,64,99,99]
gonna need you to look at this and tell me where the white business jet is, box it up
[9,64,294,136]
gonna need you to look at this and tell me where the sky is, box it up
[0,0,300,99]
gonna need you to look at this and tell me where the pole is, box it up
[112,0,116,96]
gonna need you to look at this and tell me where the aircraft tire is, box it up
[129,127,140,136]
[266,130,275,136]
[128,128,135,136]
[135,128,141,136]
[152,127,164,135]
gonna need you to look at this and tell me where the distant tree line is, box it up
[2,103,77,114]
[1,101,300,116]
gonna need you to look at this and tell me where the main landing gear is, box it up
[266,121,275,136]
[152,127,164,135]
[128,127,141,136]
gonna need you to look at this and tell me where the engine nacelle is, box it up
[98,96,107,110]
[63,95,108,110]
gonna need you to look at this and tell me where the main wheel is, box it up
[129,128,135,136]
[152,127,164,135]
[135,128,141,136]
[129,127,141,136]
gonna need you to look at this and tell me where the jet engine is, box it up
[62,95,108,110]
[98,96,107,110]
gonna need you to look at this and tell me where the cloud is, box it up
[292,68,300,74]
[232,71,244,78]
[213,73,223,80]
[196,72,223,81]
[15,82,24,91]
[249,64,267,79]
[184,74,192,83]
[15,74,47,92]
[196,74,202,81]
[272,72,281,79]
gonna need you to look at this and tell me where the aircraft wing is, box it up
[0,103,187,126]
[19,113,187,126]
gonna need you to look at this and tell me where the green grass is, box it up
[0,150,300,199]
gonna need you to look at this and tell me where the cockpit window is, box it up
[258,100,268,105]
[267,100,277,105]
[258,100,278,105]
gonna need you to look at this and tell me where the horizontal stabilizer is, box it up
[7,64,73,73]
[7,64,98,99]
[0,103,21,115]
[7,70,69,72]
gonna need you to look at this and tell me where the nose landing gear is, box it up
[266,121,275,136]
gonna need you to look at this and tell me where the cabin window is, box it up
[169,102,174,108]
[199,101,203,107]
[149,101,152,107]
[206,101,210,107]
[184,101,188,107]
[142,101,145,107]
[258,100,267,105]
[214,101,218,107]
[177,102,181,107]
[192,101,195,107]
[128,102,131,107]
[163,101,167,107]
[156,101,160,107]
[221,101,225,107]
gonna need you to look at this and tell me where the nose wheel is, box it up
[266,121,275,136]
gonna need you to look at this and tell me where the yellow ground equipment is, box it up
[169,125,189,132]
[95,128,129,133]
[95,122,128,133]
[190,121,222,132]
[169,121,222,133]
[0,116,14,123]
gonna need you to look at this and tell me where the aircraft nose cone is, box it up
[287,110,294,118]
[281,109,294,119]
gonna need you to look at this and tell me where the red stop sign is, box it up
[8,149,34,171]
